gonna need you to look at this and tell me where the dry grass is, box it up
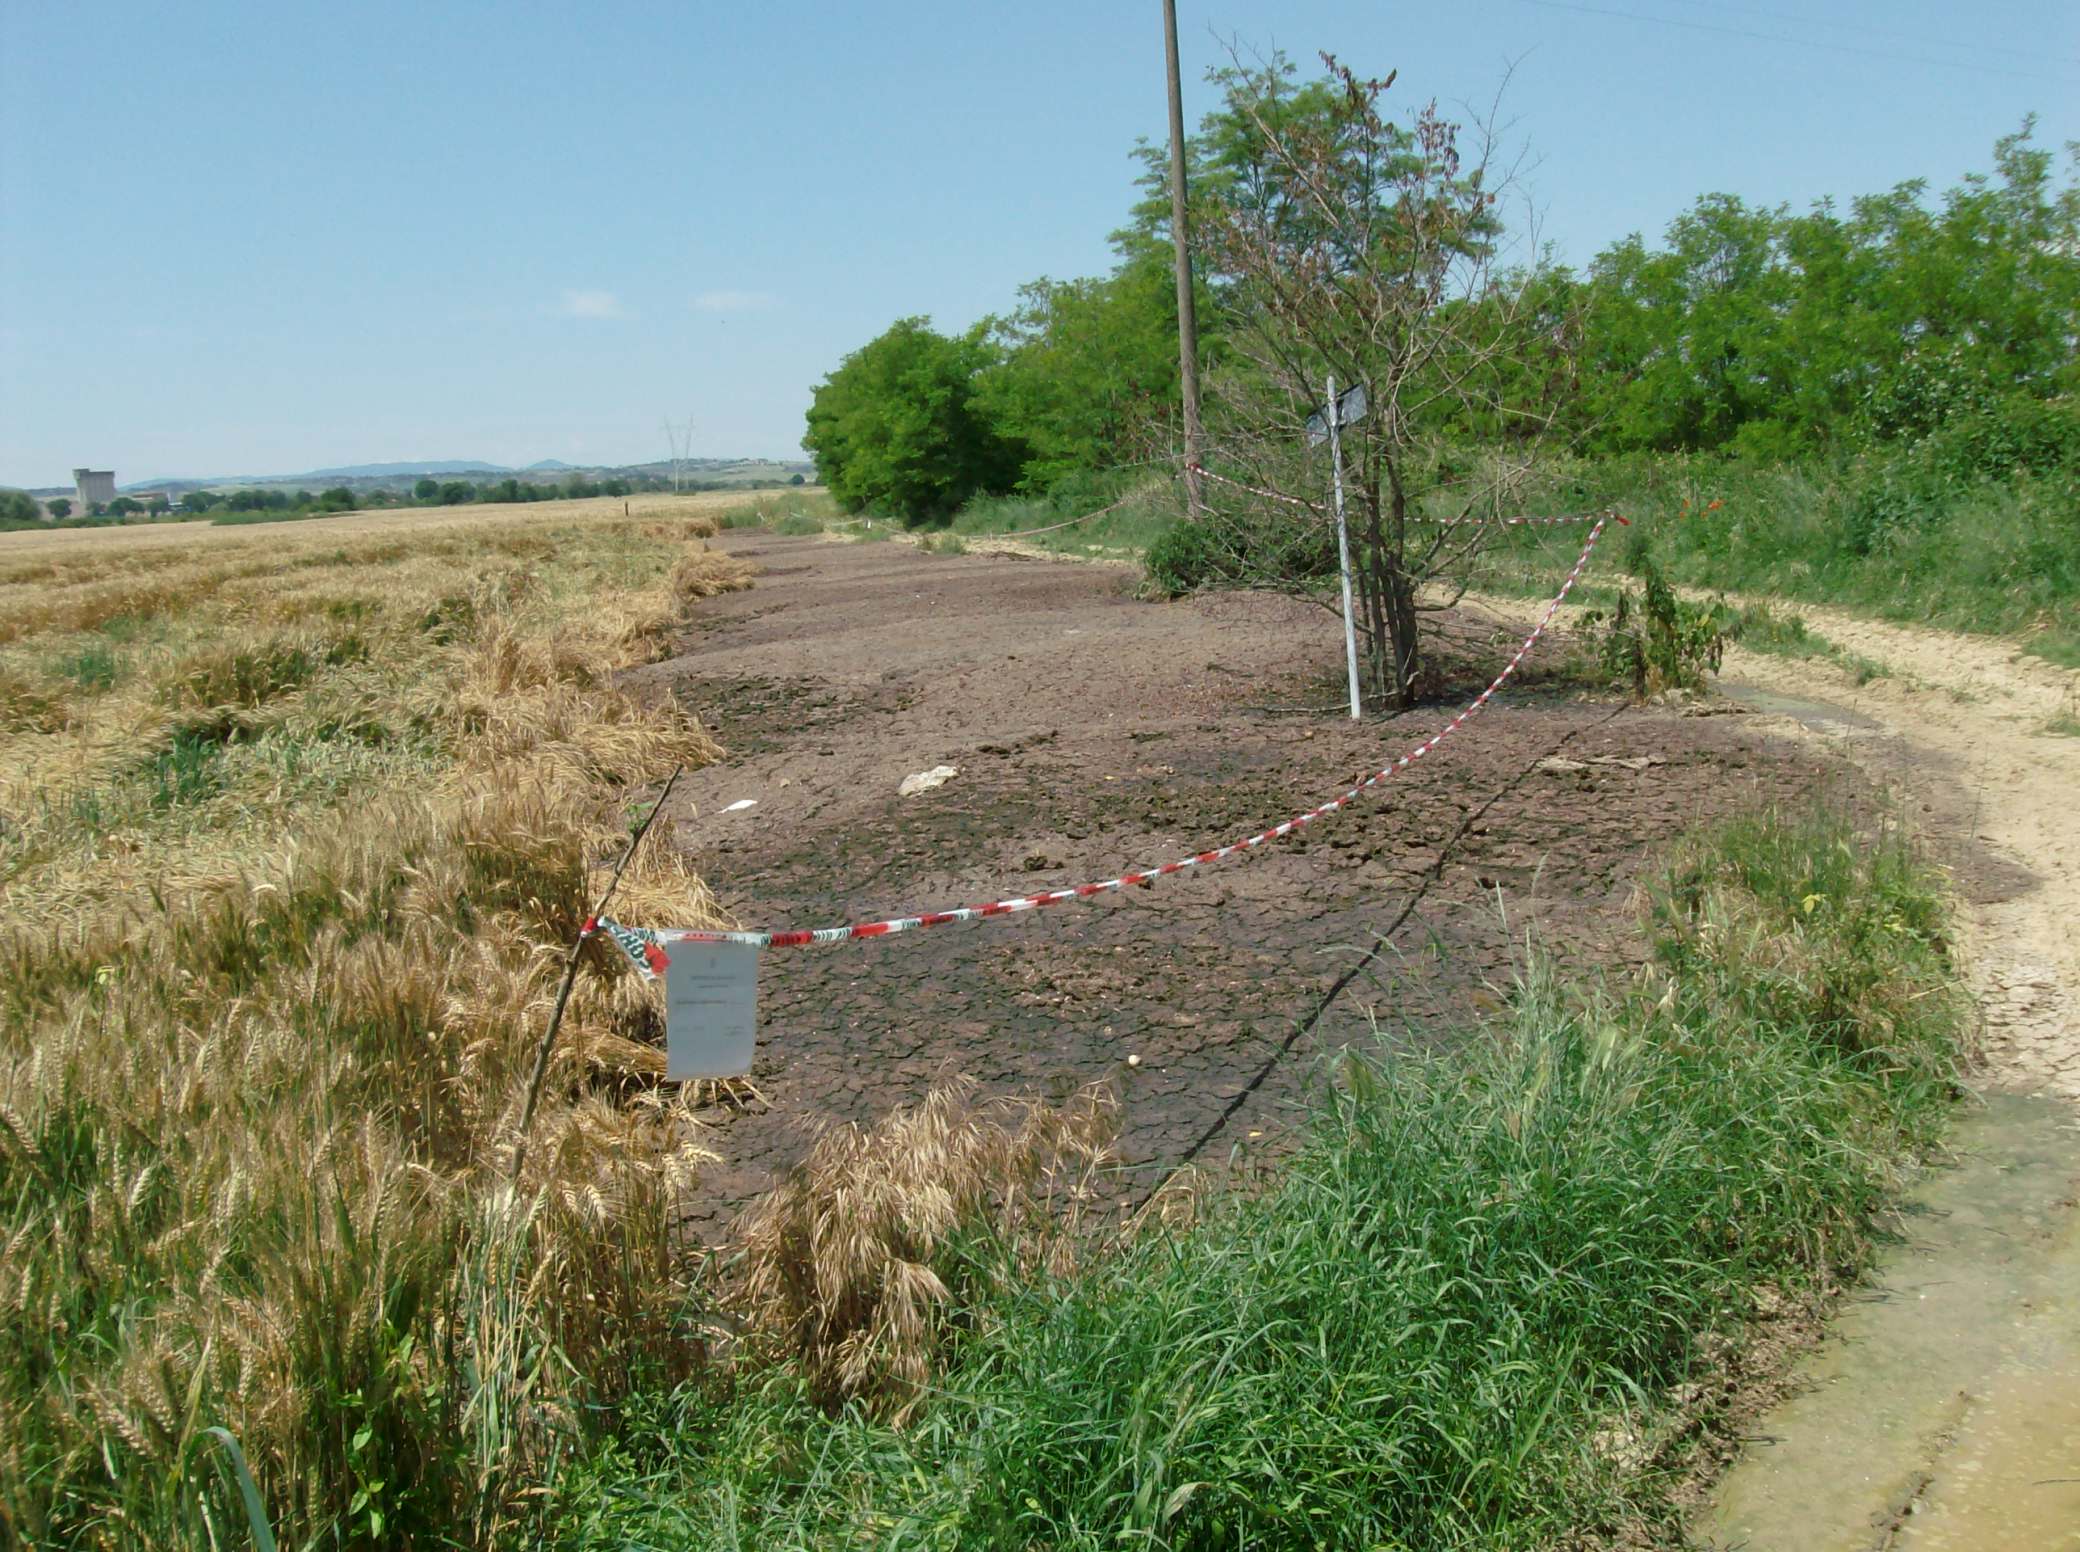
[0,509,750,1547]
[0,490,746,564]
[734,1079,1115,1417]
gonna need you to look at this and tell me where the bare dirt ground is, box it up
[631,533,1852,1240]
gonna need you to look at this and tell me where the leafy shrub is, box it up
[1580,540,1732,695]
[1914,393,2080,483]
[1143,508,1337,597]
[1142,516,1222,594]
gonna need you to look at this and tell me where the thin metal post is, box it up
[1325,375,1362,719]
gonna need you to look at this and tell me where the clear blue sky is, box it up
[3,0,2074,487]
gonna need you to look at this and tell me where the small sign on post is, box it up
[1305,381,1368,446]
[665,940,761,1080]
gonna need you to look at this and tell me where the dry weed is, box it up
[735,1079,1116,1416]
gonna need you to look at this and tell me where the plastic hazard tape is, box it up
[1186,462,1625,528]
[1187,462,1324,510]
[597,514,1614,957]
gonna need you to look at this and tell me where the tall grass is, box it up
[947,469,1177,555]
[0,513,752,1547]
[547,807,1963,1550]
[717,490,841,531]
[1474,449,2080,658]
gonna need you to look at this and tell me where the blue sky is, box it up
[3,0,2075,487]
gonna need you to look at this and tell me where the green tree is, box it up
[45,497,72,519]
[976,251,1183,490]
[804,317,1020,523]
[414,477,440,502]
[0,490,40,525]
[1173,53,1572,707]
[107,496,143,517]
[1576,120,2080,455]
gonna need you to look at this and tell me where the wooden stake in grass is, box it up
[509,764,684,1181]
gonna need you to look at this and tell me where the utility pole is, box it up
[1162,0,1205,519]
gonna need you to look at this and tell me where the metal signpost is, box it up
[1310,377,1368,720]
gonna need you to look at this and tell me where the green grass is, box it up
[545,806,1962,1550]
[947,470,1178,556]
[2026,630,2080,670]
[1723,602,1891,684]
[50,639,121,692]
[719,491,840,531]
[1474,451,2080,654]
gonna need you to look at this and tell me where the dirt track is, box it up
[1661,605,2080,1551]
[634,534,1848,1238]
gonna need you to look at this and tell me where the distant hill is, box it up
[115,454,815,496]
[302,460,511,479]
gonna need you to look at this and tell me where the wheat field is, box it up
[0,497,751,1547]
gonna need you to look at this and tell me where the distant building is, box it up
[73,468,116,508]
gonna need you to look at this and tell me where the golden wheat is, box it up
[0,510,748,1547]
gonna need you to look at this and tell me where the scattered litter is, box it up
[1126,1054,1142,1068]
[1537,754,1666,775]
[721,798,759,813]
[898,764,959,796]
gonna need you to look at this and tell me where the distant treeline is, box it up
[804,60,2077,524]
[0,472,809,531]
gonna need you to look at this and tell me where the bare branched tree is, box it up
[1187,53,1578,708]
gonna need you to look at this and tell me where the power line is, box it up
[1508,0,2080,86]
[1659,0,2080,68]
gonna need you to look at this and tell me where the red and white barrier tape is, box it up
[1185,462,1624,528]
[596,514,1613,959]
[1187,462,1323,510]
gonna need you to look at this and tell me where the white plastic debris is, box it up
[897,764,959,796]
[721,799,758,813]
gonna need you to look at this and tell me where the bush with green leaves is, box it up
[803,317,1022,525]
[1579,537,1734,696]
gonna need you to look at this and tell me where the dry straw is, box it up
[0,502,751,1546]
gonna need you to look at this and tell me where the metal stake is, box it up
[1326,374,1362,719]
[509,764,684,1181]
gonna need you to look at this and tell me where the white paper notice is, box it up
[664,940,760,1080]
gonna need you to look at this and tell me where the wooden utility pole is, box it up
[1162,0,1205,518]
